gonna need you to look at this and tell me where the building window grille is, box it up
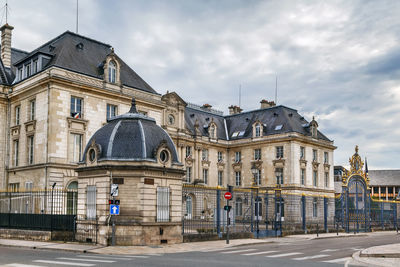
[108,60,116,83]
[202,149,209,161]
[217,151,223,162]
[324,152,328,164]
[235,198,243,216]
[28,135,34,165]
[235,151,241,163]
[301,168,305,185]
[29,100,35,121]
[254,148,261,160]
[218,171,223,186]
[276,146,284,158]
[186,167,192,183]
[86,186,96,220]
[15,106,20,125]
[255,123,261,137]
[325,172,329,187]
[313,170,318,187]
[107,104,118,119]
[235,171,241,186]
[71,96,82,118]
[300,146,305,160]
[203,169,208,184]
[13,140,19,167]
[313,198,318,217]
[275,168,283,185]
[313,149,318,162]
[185,146,192,158]
[71,133,83,162]
[157,187,170,222]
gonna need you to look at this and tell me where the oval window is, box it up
[160,150,169,163]
[168,114,175,125]
[89,149,96,162]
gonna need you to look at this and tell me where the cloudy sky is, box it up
[4,0,400,169]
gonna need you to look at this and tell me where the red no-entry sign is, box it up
[224,192,232,200]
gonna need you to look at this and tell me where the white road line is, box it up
[5,264,47,267]
[321,249,339,252]
[57,257,116,263]
[351,247,364,251]
[145,254,163,256]
[33,260,95,266]
[242,251,278,256]
[266,252,303,258]
[77,255,132,261]
[293,254,330,260]
[221,249,257,254]
[322,257,352,263]
[123,256,149,258]
[201,248,236,252]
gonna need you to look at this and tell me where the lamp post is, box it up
[251,164,260,239]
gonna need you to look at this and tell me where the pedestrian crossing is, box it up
[200,246,363,264]
[3,253,159,267]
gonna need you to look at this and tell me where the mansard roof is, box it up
[4,31,157,94]
[368,170,400,186]
[185,105,331,142]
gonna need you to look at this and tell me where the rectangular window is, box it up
[218,171,223,186]
[71,133,83,162]
[300,146,305,160]
[217,151,223,162]
[254,148,261,160]
[106,104,118,120]
[313,149,318,162]
[8,183,20,192]
[157,187,170,222]
[86,186,96,220]
[29,100,35,121]
[185,146,192,158]
[70,96,82,118]
[313,170,318,187]
[13,140,19,167]
[25,181,33,191]
[313,198,318,217]
[32,59,38,73]
[324,152,328,164]
[301,168,305,185]
[18,67,23,81]
[25,64,31,77]
[202,149,209,161]
[186,167,192,183]
[276,146,284,159]
[203,169,208,184]
[235,171,241,186]
[235,151,241,163]
[275,168,283,185]
[28,135,34,165]
[255,169,262,185]
[325,172,329,187]
[15,106,20,125]
[235,198,243,216]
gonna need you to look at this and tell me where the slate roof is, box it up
[368,170,400,186]
[82,98,178,163]
[5,31,157,94]
[185,105,331,141]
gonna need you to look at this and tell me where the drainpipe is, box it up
[45,71,51,190]
[5,87,11,189]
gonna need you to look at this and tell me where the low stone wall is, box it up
[0,228,51,241]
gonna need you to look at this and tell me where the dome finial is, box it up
[129,97,137,113]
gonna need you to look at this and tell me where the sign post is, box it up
[225,186,233,244]
[110,184,119,246]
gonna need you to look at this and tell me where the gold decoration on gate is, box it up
[342,145,370,188]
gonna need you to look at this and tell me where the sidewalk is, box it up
[352,242,400,267]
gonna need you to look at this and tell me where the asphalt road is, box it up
[0,233,399,267]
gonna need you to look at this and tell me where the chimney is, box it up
[201,103,212,112]
[228,105,243,115]
[0,24,13,69]
[260,99,276,109]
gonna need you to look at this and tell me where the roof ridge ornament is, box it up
[129,97,138,113]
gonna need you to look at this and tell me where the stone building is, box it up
[0,23,336,224]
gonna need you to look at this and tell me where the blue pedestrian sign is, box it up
[110,204,120,215]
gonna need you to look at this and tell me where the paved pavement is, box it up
[0,231,399,266]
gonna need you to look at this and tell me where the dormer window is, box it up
[310,116,319,138]
[209,123,217,138]
[32,60,38,73]
[25,63,31,77]
[18,67,22,81]
[108,60,116,83]
[255,123,261,137]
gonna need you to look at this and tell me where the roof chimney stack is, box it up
[201,103,212,111]
[228,105,243,115]
[0,24,13,69]
[260,99,276,109]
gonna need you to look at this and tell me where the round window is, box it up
[160,150,169,163]
[89,149,96,162]
[168,114,175,125]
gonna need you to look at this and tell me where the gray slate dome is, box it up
[82,98,179,163]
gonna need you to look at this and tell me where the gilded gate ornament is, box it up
[342,145,370,188]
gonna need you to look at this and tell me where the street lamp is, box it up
[251,163,260,238]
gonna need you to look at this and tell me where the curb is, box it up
[310,233,368,240]
[0,241,103,254]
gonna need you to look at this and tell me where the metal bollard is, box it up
[336,221,339,236]
[316,223,319,237]
[354,221,356,235]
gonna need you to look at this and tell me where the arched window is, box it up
[209,124,216,138]
[255,123,261,137]
[67,181,78,215]
[235,197,243,216]
[108,60,116,83]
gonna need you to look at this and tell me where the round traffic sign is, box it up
[224,192,232,200]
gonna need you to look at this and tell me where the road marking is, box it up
[351,247,364,251]
[145,254,163,256]
[57,257,116,263]
[321,249,339,252]
[33,260,95,266]
[77,255,132,261]
[322,257,352,263]
[123,255,150,258]
[221,249,257,254]
[293,254,330,260]
[201,248,233,252]
[5,264,47,267]
[266,252,303,258]
[242,251,278,256]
